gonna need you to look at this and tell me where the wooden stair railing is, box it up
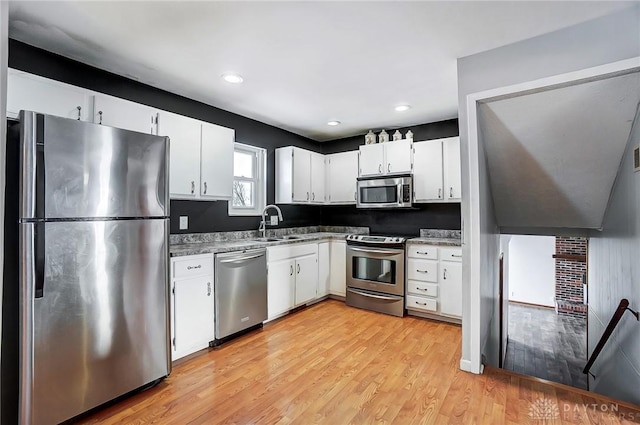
[583,298,639,377]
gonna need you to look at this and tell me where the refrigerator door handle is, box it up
[34,223,45,298]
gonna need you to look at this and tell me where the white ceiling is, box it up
[8,1,636,141]
[479,71,640,232]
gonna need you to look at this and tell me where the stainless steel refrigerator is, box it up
[3,111,171,425]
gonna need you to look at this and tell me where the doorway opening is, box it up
[500,234,589,389]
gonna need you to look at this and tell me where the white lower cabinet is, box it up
[406,244,462,321]
[267,243,318,320]
[439,260,463,317]
[318,242,331,297]
[170,253,215,361]
[267,258,296,319]
[329,241,346,296]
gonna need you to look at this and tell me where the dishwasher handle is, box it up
[218,252,265,264]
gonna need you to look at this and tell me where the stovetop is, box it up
[346,234,407,246]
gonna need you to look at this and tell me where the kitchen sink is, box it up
[250,237,281,242]
[280,235,304,240]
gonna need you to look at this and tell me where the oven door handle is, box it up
[347,288,401,301]
[348,246,403,256]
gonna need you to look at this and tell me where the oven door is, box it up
[346,245,405,296]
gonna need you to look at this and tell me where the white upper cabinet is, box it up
[310,152,326,203]
[413,136,461,203]
[292,147,311,202]
[158,111,234,200]
[158,111,202,198]
[93,94,157,134]
[201,123,234,200]
[384,140,413,175]
[359,140,412,177]
[443,137,462,201]
[326,151,359,204]
[358,143,385,176]
[276,146,325,204]
[413,140,444,202]
[7,70,91,121]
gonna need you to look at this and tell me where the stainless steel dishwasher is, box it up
[213,248,268,346]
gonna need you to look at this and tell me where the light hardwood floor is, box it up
[79,300,640,424]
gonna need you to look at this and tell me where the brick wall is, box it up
[555,237,588,318]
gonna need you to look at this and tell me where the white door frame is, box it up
[461,56,640,374]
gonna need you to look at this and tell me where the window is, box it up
[228,143,266,216]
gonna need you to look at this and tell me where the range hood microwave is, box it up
[356,175,413,209]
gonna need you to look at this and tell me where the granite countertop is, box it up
[170,229,363,257]
[406,229,462,247]
[406,237,462,247]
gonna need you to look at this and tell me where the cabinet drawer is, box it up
[406,295,437,312]
[172,254,214,279]
[407,245,438,260]
[407,259,438,282]
[407,281,438,297]
[439,247,462,262]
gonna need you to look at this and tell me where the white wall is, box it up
[587,106,640,406]
[457,5,640,374]
[508,235,555,307]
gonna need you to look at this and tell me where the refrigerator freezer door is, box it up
[20,111,169,220]
[20,219,170,425]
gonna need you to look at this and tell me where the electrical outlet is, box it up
[270,215,278,226]
[179,216,188,230]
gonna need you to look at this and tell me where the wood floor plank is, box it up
[76,300,640,425]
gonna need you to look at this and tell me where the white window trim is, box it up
[228,143,266,216]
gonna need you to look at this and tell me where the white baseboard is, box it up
[460,358,484,374]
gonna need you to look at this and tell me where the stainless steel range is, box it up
[345,235,406,317]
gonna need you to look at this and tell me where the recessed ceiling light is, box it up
[327,120,341,126]
[222,73,244,84]
[395,104,411,112]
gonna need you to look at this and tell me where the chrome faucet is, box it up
[259,204,283,238]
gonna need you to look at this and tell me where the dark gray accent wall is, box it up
[322,120,461,235]
[8,39,322,234]
[8,39,460,237]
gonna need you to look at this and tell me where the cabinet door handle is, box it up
[416,301,427,306]
[312,192,315,201]
[438,188,442,199]
[297,263,301,274]
[290,265,293,276]
[417,287,428,292]
[354,191,357,200]
[378,164,382,174]
[416,269,429,274]
[203,181,207,194]
[416,251,430,255]
[187,265,202,270]
[207,282,211,296]
[443,268,447,280]
[450,187,454,198]
[388,163,391,173]
[451,254,462,258]
[191,181,195,194]
[98,110,103,125]
[307,192,310,201]
[76,106,82,120]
